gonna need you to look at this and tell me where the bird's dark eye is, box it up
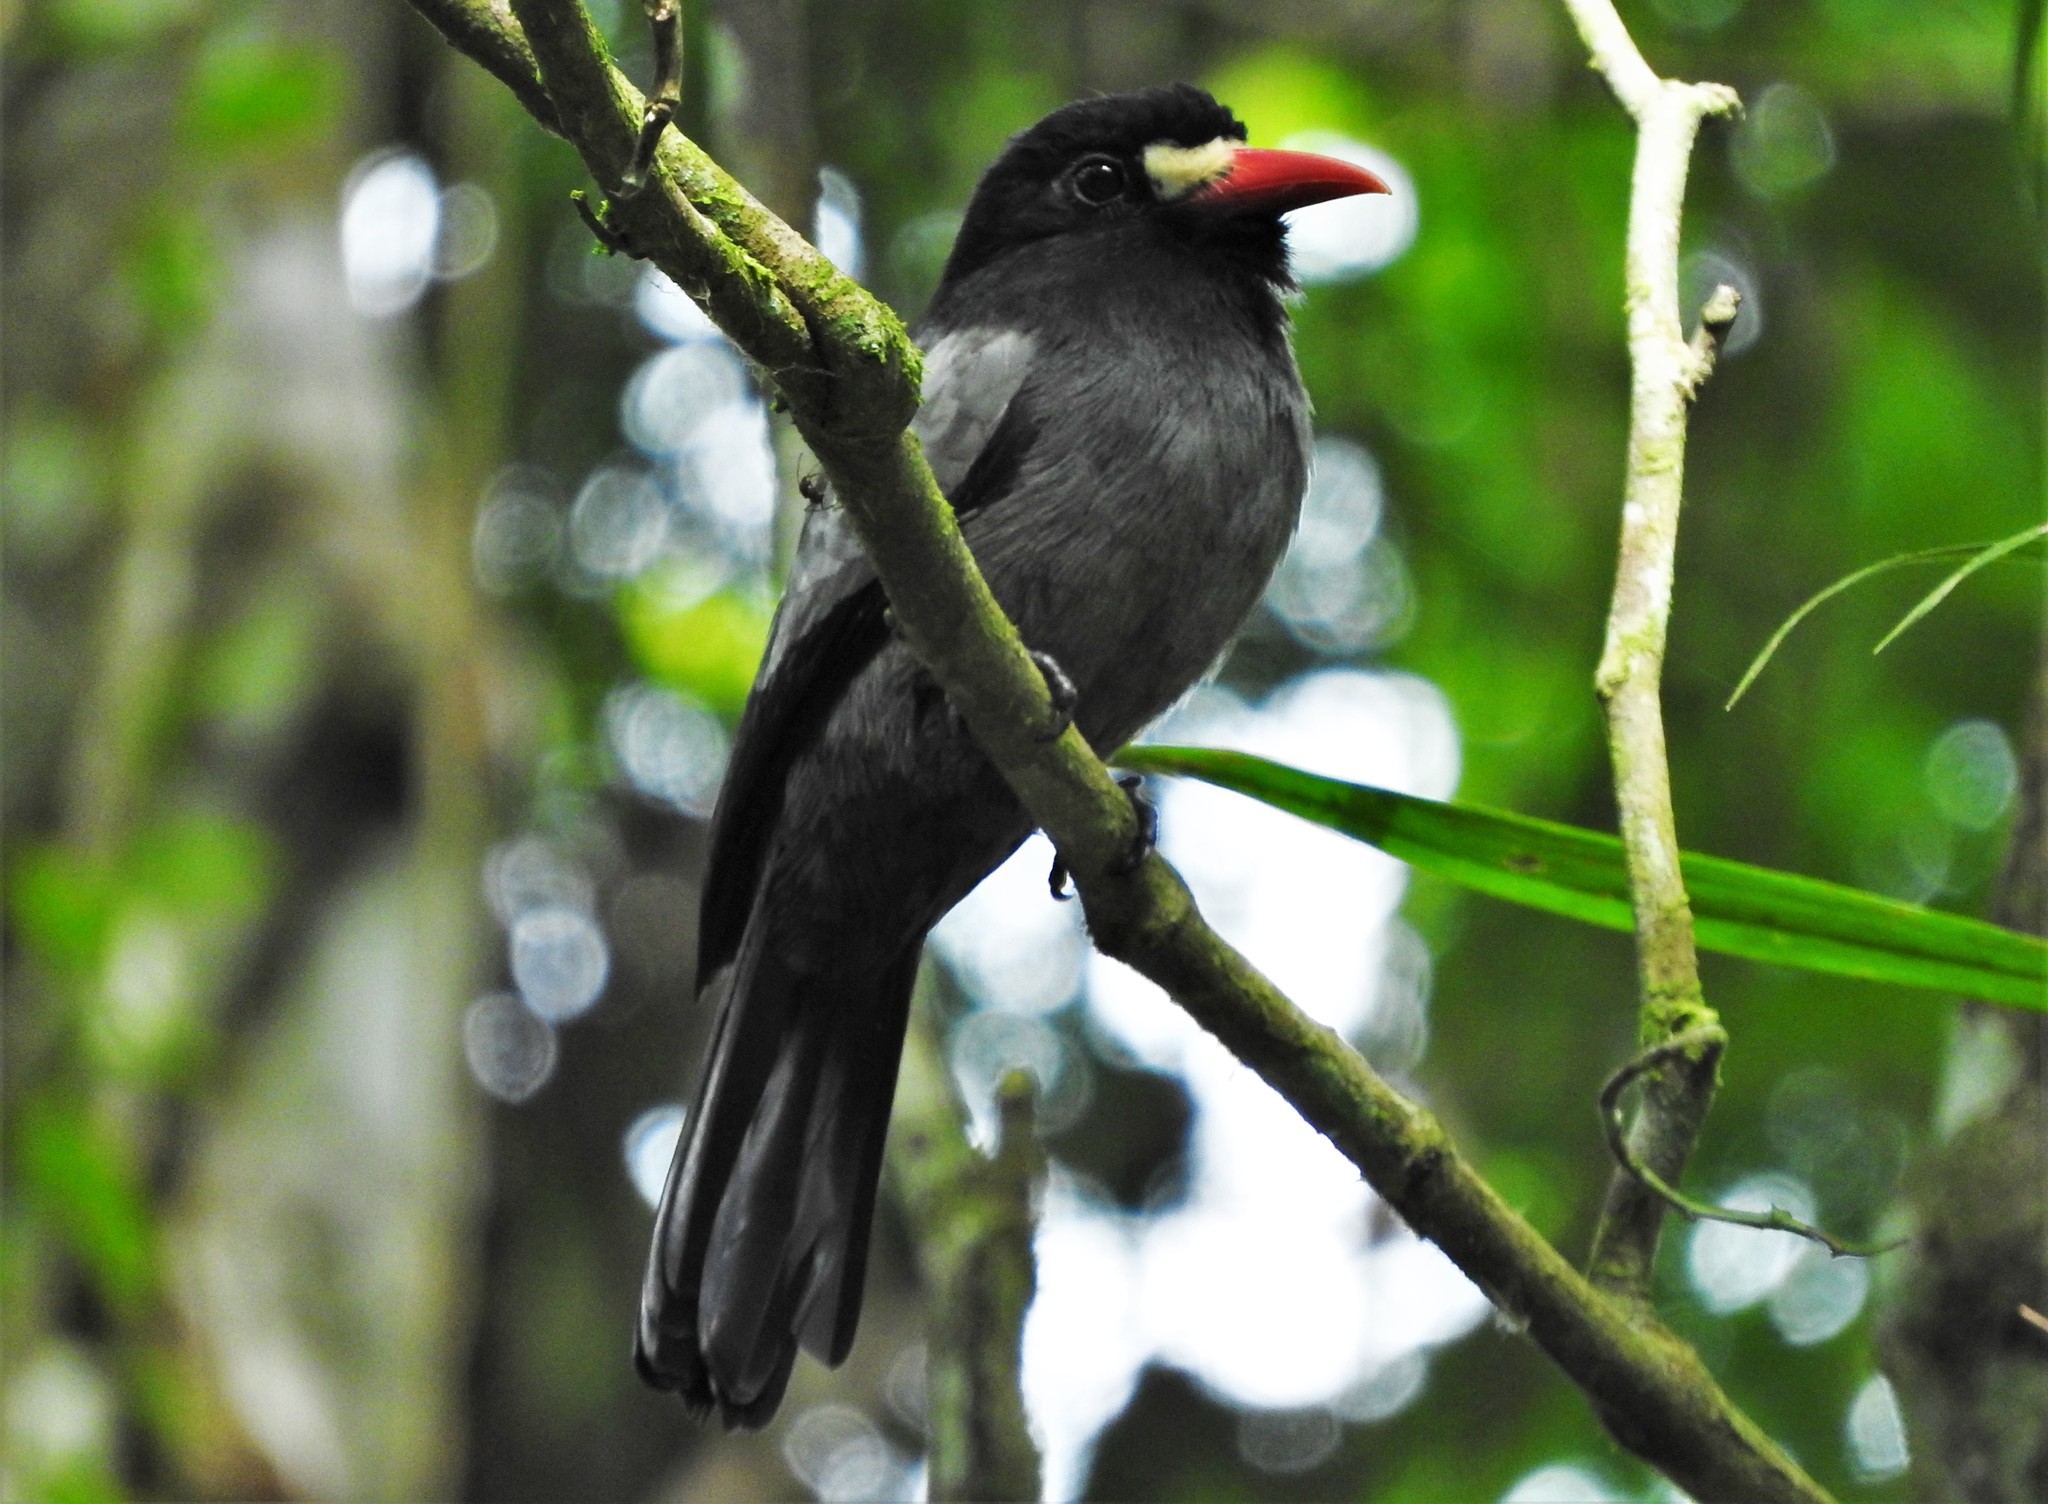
[1071,155,1128,206]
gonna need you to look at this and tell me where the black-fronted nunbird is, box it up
[635,83,1389,1427]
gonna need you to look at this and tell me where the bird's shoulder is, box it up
[695,320,1045,984]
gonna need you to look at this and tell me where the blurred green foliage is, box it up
[619,571,773,717]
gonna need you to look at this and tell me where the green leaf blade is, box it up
[1872,520,2048,653]
[1115,744,2048,1012]
[1725,542,1992,709]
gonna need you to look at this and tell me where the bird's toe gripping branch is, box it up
[1028,649,1078,742]
[1048,772,1156,900]
[1110,773,1158,873]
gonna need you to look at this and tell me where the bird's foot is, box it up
[1109,774,1157,875]
[1046,774,1155,899]
[1029,649,1078,742]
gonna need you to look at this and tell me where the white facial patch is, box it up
[1142,137,1238,200]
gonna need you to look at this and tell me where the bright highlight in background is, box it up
[624,1105,686,1210]
[937,666,1488,1497]
[1685,1172,1816,1313]
[341,152,438,317]
[340,149,500,317]
[1846,1373,1909,1482]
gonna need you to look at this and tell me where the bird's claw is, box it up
[1110,774,1157,874]
[1048,774,1155,898]
[1029,649,1078,742]
[1048,854,1073,901]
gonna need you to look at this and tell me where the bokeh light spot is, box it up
[472,466,563,594]
[1332,1350,1428,1424]
[815,166,865,280]
[1846,1373,1910,1482]
[1267,439,1415,656]
[569,464,668,580]
[431,181,498,280]
[950,1010,1093,1144]
[340,149,439,317]
[601,682,730,817]
[1685,1172,1816,1313]
[1501,1461,1630,1502]
[1236,1406,1340,1475]
[780,1403,910,1502]
[1279,134,1417,282]
[623,1103,685,1210]
[671,399,779,558]
[462,993,558,1104]
[1732,83,1836,199]
[1680,249,1763,356]
[509,906,609,1022]
[484,835,595,926]
[1925,717,2018,831]
[636,264,722,343]
[1767,1246,1869,1346]
[930,832,1088,1016]
[622,343,751,458]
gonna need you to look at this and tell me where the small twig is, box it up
[2021,1304,2048,1337]
[1683,284,1741,394]
[619,0,682,193]
[569,189,629,253]
[1600,1032,1906,1260]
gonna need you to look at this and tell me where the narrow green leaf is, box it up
[1114,745,2048,1012]
[1725,541,1992,709]
[1872,520,2048,653]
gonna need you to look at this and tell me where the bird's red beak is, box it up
[1192,147,1391,216]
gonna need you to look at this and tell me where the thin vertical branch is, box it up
[891,1006,1043,1502]
[1556,0,1743,1301]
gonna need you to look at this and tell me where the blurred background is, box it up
[3,0,2040,1499]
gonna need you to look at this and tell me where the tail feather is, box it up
[790,945,921,1364]
[636,925,921,1429]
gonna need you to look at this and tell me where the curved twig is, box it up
[1600,1031,1907,1261]
[569,188,630,253]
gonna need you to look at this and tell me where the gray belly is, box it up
[970,355,1309,749]
[766,341,1309,966]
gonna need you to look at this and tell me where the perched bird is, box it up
[636,82,1389,1426]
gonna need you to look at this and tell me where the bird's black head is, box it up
[937,84,1387,291]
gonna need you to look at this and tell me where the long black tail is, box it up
[635,922,922,1428]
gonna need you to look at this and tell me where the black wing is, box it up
[693,327,1039,985]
